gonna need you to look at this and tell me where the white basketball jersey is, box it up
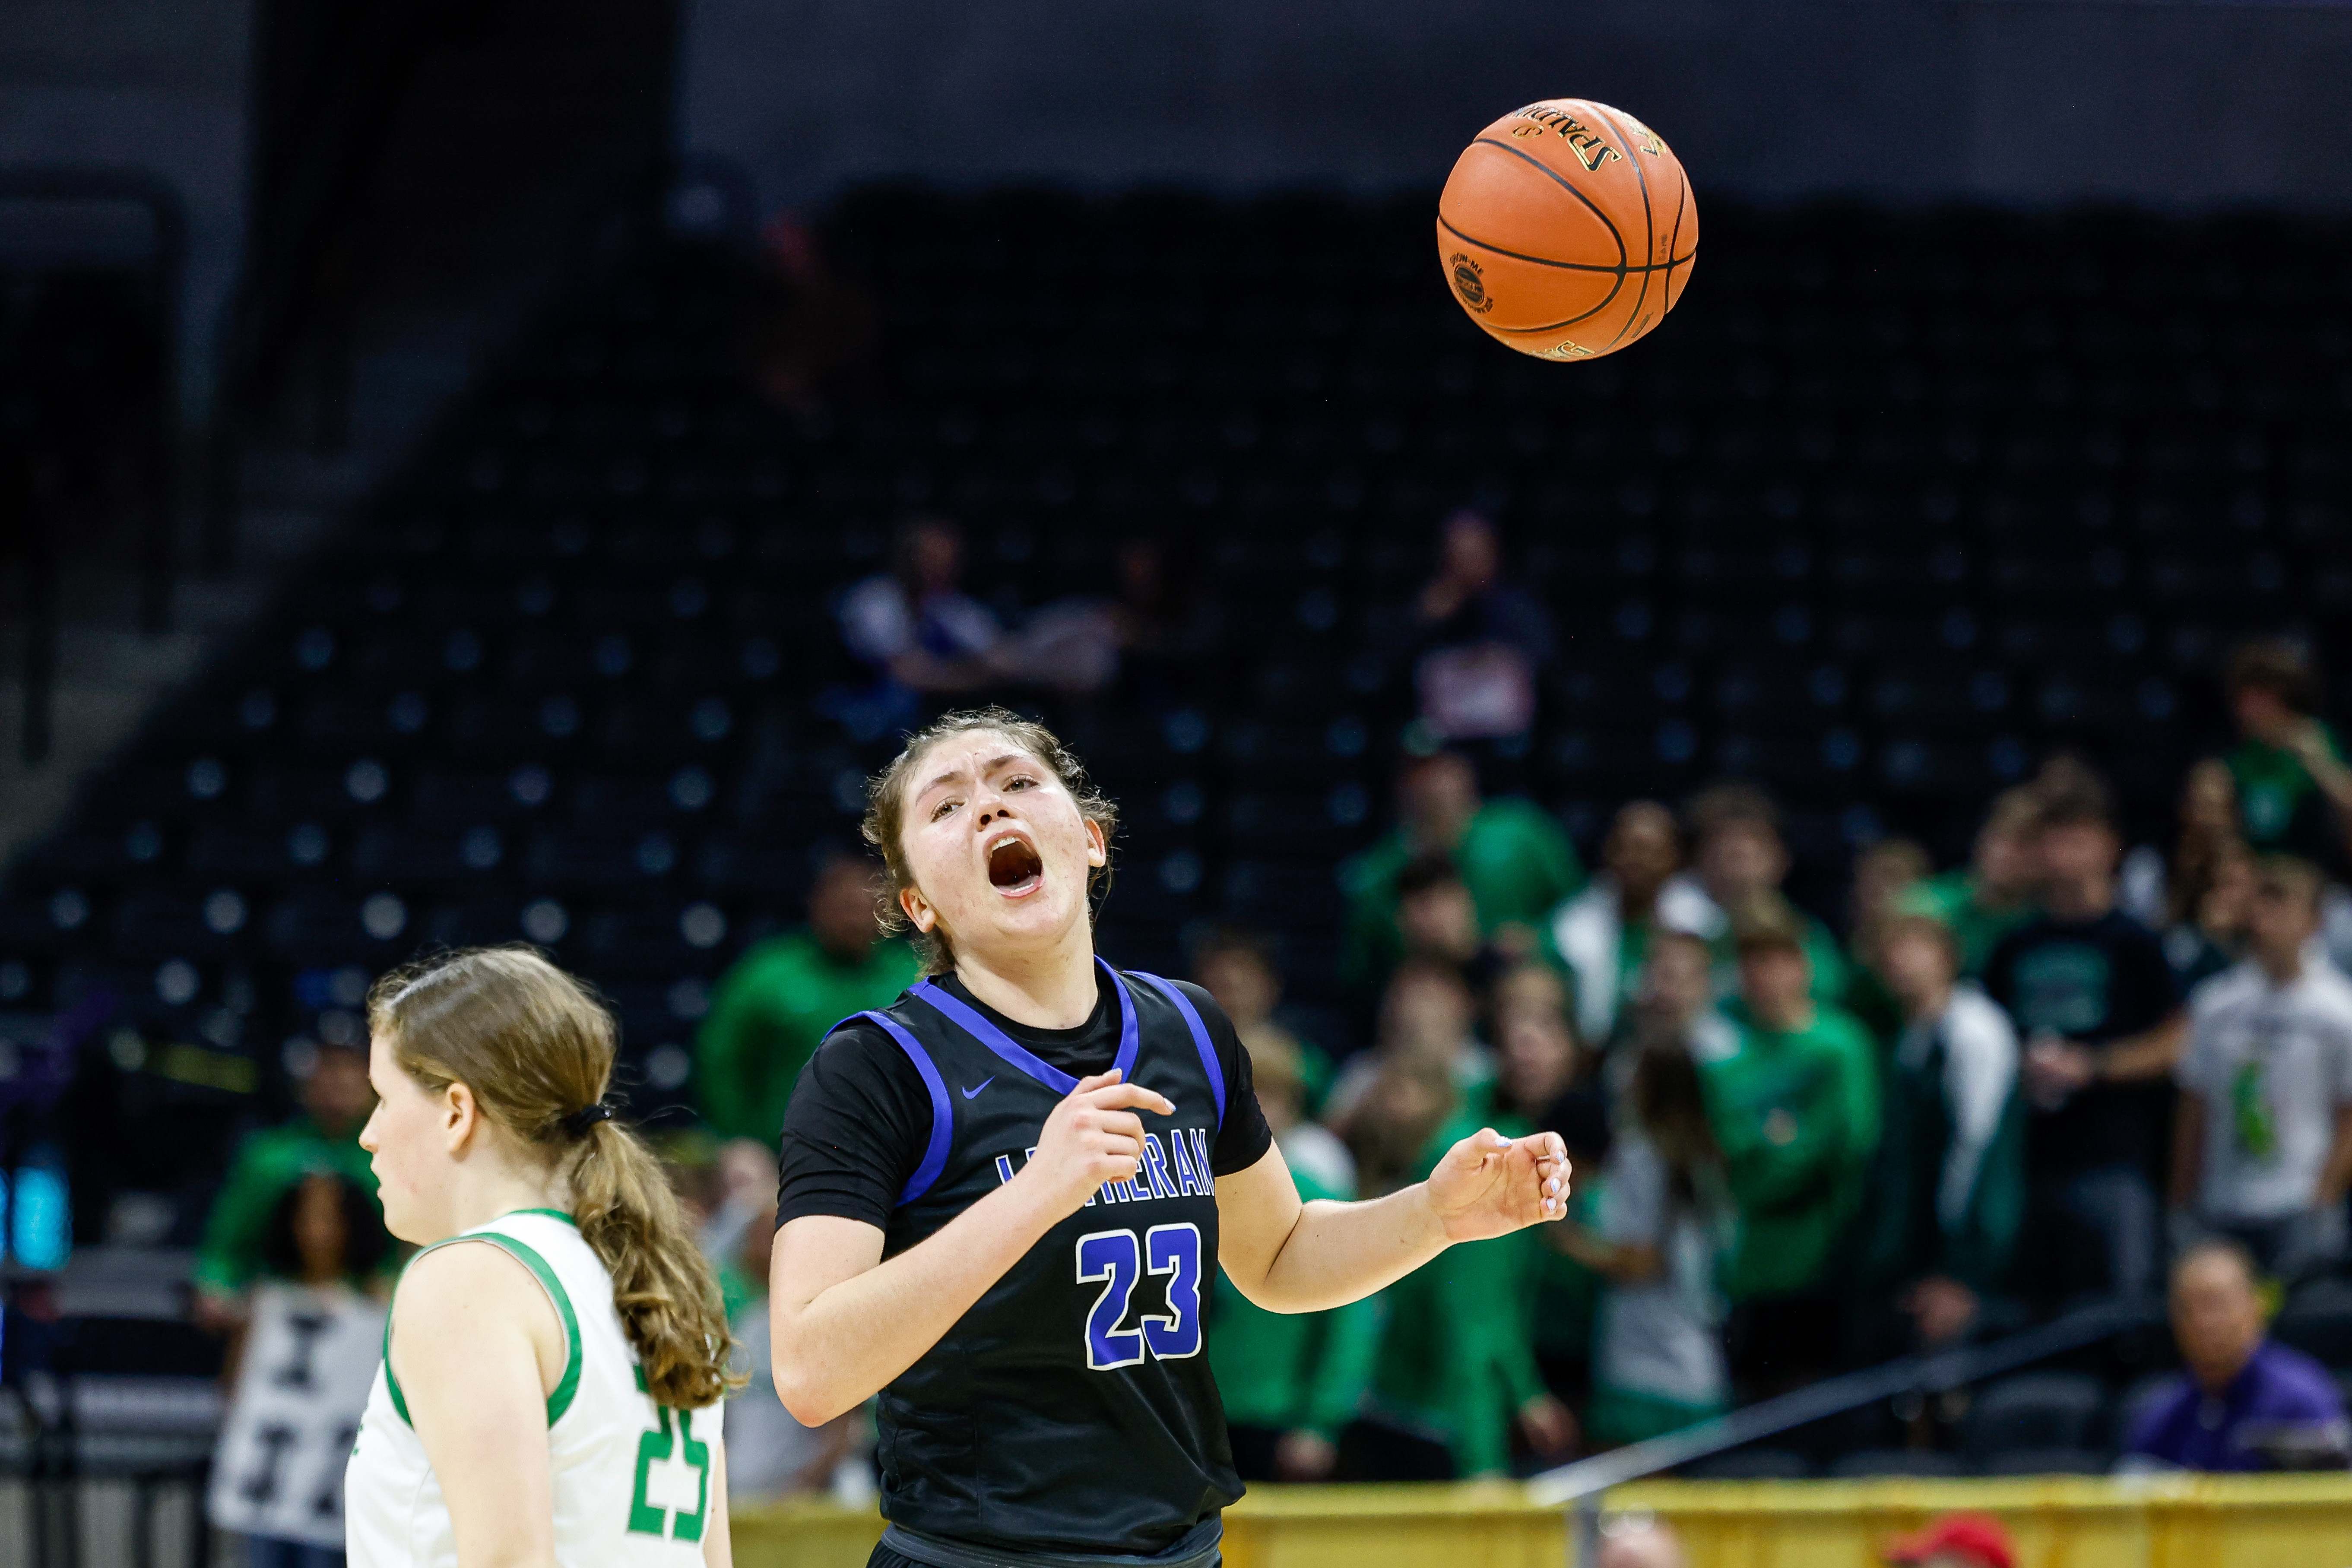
[346,1209,724,1568]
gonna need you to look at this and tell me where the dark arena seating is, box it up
[4,189,2349,1337]
[18,196,2352,1090]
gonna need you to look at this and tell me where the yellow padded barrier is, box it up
[729,1498,886,1568]
[732,1473,2352,1568]
[1609,1474,2352,1568]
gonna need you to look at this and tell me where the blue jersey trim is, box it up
[834,1009,954,1207]
[908,957,1139,1096]
[1129,972,1225,1131]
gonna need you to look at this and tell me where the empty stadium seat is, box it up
[1961,1372,2109,1464]
[1976,1447,2109,1477]
[1680,1447,1816,1480]
[2273,1279,2352,1368]
[1826,1449,1968,1479]
[1,195,2340,1241]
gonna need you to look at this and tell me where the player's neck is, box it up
[438,1157,569,1241]
[954,927,1100,1030]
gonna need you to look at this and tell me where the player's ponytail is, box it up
[368,947,739,1410]
[566,1115,737,1408]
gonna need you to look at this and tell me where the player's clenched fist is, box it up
[1014,1069,1176,1219]
[1424,1128,1570,1243]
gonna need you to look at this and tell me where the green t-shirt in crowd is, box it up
[1206,1147,1380,1440]
[1706,909,1850,1012]
[716,1258,761,1325]
[1699,1001,1881,1303]
[194,1114,380,1297]
[695,931,922,1144]
[1842,960,1905,1048]
[1341,799,1584,997]
[1508,1109,1603,1369]
[2230,725,2347,866]
[1901,869,2035,979]
[1855,998,2026,1299]
[1361,1100,1550,1477]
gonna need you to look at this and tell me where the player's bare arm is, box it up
[701,1438,734,1568]
[1216,1126,1569,1314]
[771,1068,1173,1424]
[391,1240,566,1568]
[352,950,739,1568]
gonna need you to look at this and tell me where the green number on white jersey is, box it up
[628,1369,710,1541]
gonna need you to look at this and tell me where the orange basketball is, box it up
[1437,98,1697,361]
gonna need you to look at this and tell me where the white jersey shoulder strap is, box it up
[384,1207,586,1430]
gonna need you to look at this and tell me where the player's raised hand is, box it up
[1016,1069,1176,1219]
[1423,1127,1569,1242]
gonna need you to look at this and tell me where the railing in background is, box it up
[3,1251,221,1568]
[2,1374,216,1568]
[1527,1298,2164,1563]
[726,1301,2194,1567]
[0,168,185,766]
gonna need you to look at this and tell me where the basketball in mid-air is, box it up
[1437,99,1697,361]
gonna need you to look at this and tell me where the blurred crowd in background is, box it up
[180,515,2352,1526]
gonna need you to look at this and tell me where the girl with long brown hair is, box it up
[344,946,735,1568]
[767,706,1568,1567]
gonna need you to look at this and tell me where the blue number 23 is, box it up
[1075,1224,1202,1371]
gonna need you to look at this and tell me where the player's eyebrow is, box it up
[919,753,1024,797]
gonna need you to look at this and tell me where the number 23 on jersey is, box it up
[627,1367,710,1542]
[1075,1223,1202,1372]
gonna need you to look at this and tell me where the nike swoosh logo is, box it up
[960,1077,994,1099]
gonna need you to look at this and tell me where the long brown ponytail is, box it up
[368,946,739,1409]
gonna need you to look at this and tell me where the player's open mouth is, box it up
[987,833,1044,896]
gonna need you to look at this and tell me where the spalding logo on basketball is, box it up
[1449,254,1492,314]
[1437,98,1697,361]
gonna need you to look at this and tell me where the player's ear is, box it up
[900,883,935,933]
[1083,817,1107,868]
[441,1080,478,1153]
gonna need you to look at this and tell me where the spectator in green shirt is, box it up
[1341,1060,1572,1479]
[1206,1033,1378,1481]
[2223,637,2352,871]
[1856,914,2026,1353]
[1554,1034,1733,1447]
[1899,786,2043,978]
[1845,836,1932,1042]
[194,1039,381,1324]
[695,852,921,1143]
[1701,898,1881,1394]
[1550,801,1718,1049]
[1323,958,1496,1135]
[1341,749,1583,1002]
[2156,771,2254,995]
[1684,783,1849,1008]
[1190,925,1335,1112]
[1490,960,1610,1403]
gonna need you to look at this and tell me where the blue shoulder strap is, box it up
[825,1009,954,1208]
[907,956,1139,1095]
[1126,971,1226,1131]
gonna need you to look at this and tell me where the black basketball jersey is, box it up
[831,958,1243,1560]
